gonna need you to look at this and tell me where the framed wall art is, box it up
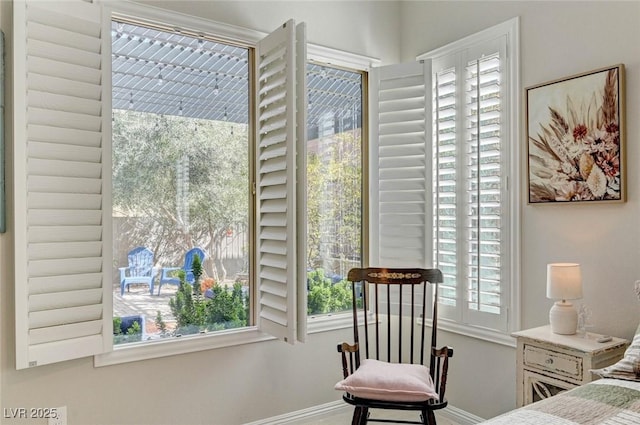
[526,64,625,204]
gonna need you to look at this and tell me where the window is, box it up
[13,0,372,368]
[368,19,519,342]
[420,18,520,337]
[12,0,308,368]
[111,20,253,344]
[111,25,365,343]
[111,19,252,344]
[306,63,365,317]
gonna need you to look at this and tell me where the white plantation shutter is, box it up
[370,61,432,268]
[433,63,458,311]
[255,20,307,344]
[430,35,509,331]
[465,47,504,328]
[13,0,109,369]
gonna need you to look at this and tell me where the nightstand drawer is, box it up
[523,344,582,379]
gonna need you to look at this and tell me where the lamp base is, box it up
[549,301,578,335]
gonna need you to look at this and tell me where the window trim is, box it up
[304,61,372,332]
[95,327,274,367]
[96,1,378,367]
[417,17,521,341]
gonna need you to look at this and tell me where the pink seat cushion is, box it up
[335,359,438,402]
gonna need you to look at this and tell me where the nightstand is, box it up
[512,325,629,407]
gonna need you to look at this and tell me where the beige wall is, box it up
[3,1,640,424]
[400,0,640,419]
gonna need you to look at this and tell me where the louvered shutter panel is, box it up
[464,39,507,330]
[433,62,459,311]
[369,61,432,268]
[13,0,109,369]
[431,36,508,330]
[255,20,306,344]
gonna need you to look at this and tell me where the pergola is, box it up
[111,20,363,132]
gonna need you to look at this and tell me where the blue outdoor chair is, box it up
[119,247,158,295]
[157,247,206,295]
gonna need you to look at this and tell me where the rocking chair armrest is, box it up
[337,342,359,379]
[337,342,358,354]
[432,346,454,358]
[431,345,453,403]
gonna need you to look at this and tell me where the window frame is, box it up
[417,17,521,346]
[95,2,377,367]
[305,60,371,327]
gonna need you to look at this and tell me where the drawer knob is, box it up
[545,358,554,365]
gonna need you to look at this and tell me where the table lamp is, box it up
[547,263,583,335]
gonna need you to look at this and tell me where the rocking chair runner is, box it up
[336,268,454,425]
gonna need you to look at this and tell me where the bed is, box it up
[481,378,640,424]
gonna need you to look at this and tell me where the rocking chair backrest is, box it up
[347,267,443,380]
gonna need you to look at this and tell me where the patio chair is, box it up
[119,246,158,295]
[157,247,206,295]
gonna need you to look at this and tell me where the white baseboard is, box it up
[244,400,346,425]
[438,404,485,425]
[244,400,485,425]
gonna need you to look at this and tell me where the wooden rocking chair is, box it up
[336,267,453,425]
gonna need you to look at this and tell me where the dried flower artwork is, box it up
[527,65,625,203]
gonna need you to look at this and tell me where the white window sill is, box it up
[95,312,514,368]
[307,311,356,334]
[419,318,517,348]
[94,327,274,367]
[95,312,358,367]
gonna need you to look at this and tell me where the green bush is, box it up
[307,269,354,315]
[191,254,203,296]
[113,315,143,344]
[169,271,248,335]
[203,283,247,329]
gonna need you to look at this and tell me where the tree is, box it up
[112,110,248,280]
[305,130,362,276]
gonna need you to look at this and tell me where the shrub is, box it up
[306,269,354,314]
[205,282,247,328]
[113,315,143,344]
[169,271,248,335]
[192,253,203,296]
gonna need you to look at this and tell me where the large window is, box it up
[420,18,520,336]
[110,22,365,344]
[111,20,252,343]
[11,0,366,369]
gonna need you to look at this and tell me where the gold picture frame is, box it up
[526,64,625,204]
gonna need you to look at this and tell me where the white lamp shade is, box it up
[547,263,583,300]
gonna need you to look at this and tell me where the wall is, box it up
[0,1,400,424]
[400,0,640,420]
